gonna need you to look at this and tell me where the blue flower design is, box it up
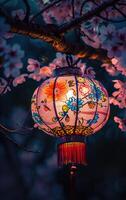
[66,97,84,111]
[89,85,103,101]
[32,112,43,125]
[95,87,103,100]
[87,113,99,125]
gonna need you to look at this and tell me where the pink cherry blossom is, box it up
[101,63,119,76]
[114,116,126,132]
[110,80,126,108]
[27,58,54,81]
[13,74,28,87]
[109,97,121,107]
[115,63,126,77]
[52,53,81,68]
[29,66,53,81]
[27,58,40,73]
[111,57,126,76]
[36,1,126,79]
[52,53,68,67]
[39,66,53,77]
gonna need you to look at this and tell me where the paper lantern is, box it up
[31,67,110,167]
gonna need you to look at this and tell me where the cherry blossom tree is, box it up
[0,1,126,199]
[0,0,126,132]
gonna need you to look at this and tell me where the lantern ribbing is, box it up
[31,67,110,167]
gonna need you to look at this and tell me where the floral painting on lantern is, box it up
[31,75,110,137]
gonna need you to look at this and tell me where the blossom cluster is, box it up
[0,1,126,133]
[41,0,92,24]
[110,80,126,109]
[81,23,126,76]
[26,53,95,82]
[114,116,126,132]
[0,17,24,93]
[38,0,126,76]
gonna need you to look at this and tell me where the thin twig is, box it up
[72,58,81,67]
[30,0,62,23]
[0,78,12,95]
[23,0,31,23]
[58,0,120,34]
[71,0,75,19]
[1,130,40,153]
[93,0,126,23]
[97,14,126,23]
[80,29,95,43]
[113,5,126,18]
[80,0,89,16]
[0,123,33,133]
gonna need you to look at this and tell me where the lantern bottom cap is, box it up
[58,142,87,167]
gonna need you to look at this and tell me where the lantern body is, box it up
[31,76,110,136]
[31,69,110,167]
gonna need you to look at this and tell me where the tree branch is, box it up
[7,19,110,62]
[0,1,114,65]
[58,0,120,34]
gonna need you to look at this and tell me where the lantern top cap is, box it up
[53,67,82,77]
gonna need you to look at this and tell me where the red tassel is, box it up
[58,142,87,167]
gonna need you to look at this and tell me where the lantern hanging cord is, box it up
[66,54,73,67]
[72,58,81,67]
[66,55,81,68]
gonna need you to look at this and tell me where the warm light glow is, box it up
[66,89,75,99]
[31,75,110,137]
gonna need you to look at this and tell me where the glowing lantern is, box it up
[31,67,110,167]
